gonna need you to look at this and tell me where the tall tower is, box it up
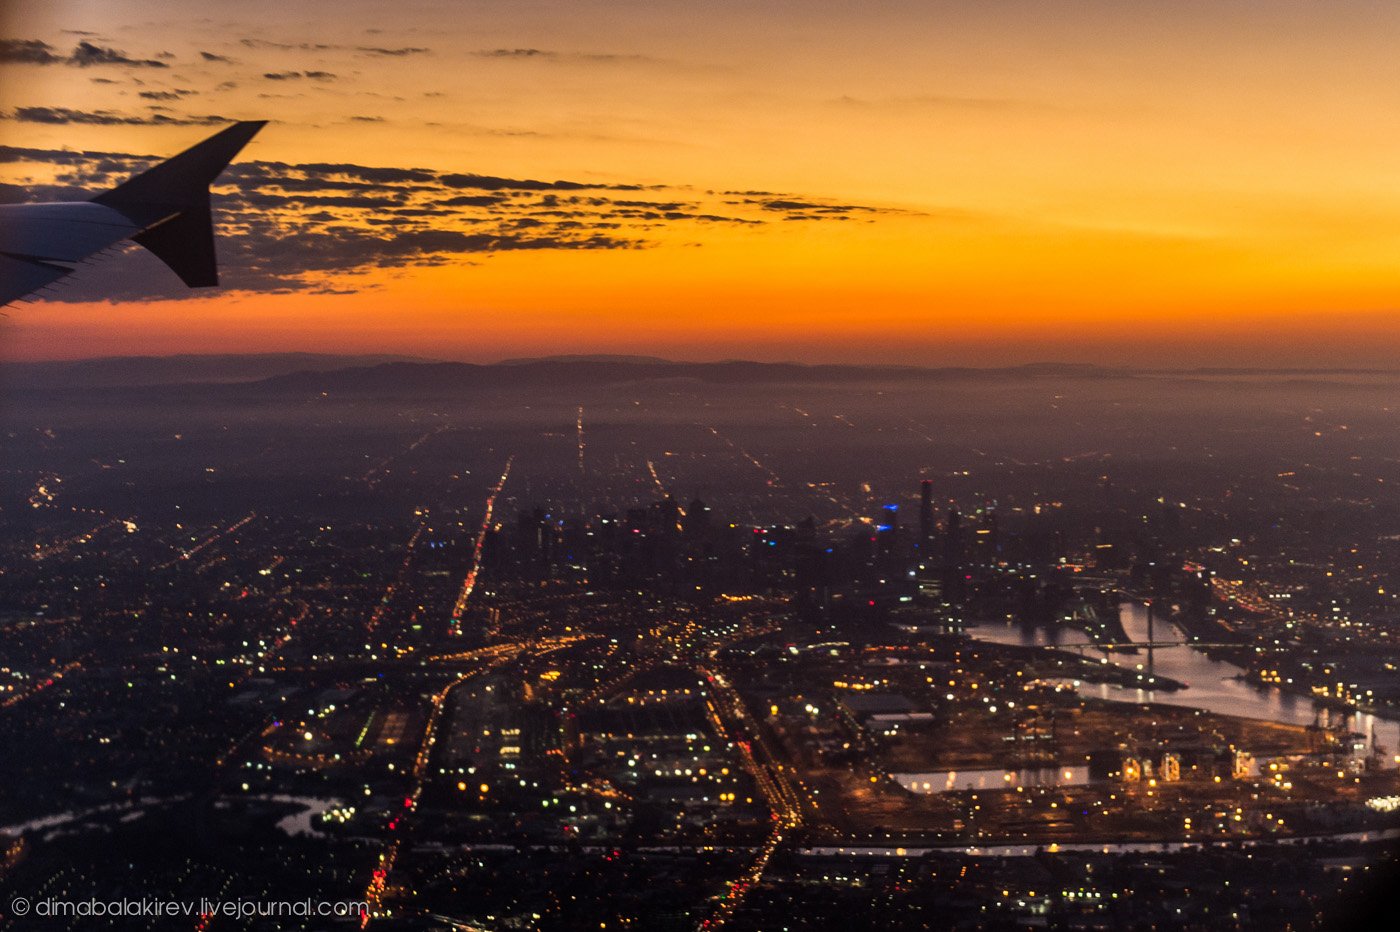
[919,480,934,548]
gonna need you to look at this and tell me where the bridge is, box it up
[1060,641,1244,652]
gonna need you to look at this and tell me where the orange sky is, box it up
[6,0,1400,365]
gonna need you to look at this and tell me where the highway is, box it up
[696,666,805,930]
[0,660,83,711]
[449,456,514,635]
[361,645,524,926]
[367,521,427,635]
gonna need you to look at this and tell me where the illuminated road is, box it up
[225,600,310,690]
[363,636,588,926]
[645,459,686,528]
[0,660,83,711]
[1213,577,1291,621]
[576,405,586,477]
[159,512,258,570]
[362,424,448,489]
[30,518,124,562]
[696,666,805,930]
[706,418,860,519]
[449,456,514,635]
[367,521,427,635]
[702,425,781,488]
[362,645,525,926]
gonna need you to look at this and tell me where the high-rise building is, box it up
[877,503,899,559]
[942,507,964,603]
[684,497,711,538]
[919,479,934,547]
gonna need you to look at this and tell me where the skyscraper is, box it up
[920,479,934,547]
[878,503,899,559]
[942,507,964,604]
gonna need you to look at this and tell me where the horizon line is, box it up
[9,351,1400,376]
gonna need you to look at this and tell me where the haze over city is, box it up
[6,3,1400,931]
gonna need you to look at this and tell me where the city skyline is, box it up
[9,6,1400,926]
[8,1,1400,364]
[3,356,1399,928]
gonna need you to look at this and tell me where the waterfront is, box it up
[800,826,1400,859]
[969,602,1400,767]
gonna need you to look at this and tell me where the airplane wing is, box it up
[0,120,265,306]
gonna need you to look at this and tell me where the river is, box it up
[967,602,1400,768]
[800,827,1400,858]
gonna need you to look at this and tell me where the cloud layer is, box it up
[0,142,899,301]
[0,39,169,68]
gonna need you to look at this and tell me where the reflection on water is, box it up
[266,795,341,837]
[895,766,1090,794]
[801,827,1400,858]
[969,602,1400,767]
[0,797,169,838]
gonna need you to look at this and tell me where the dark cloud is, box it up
[738,196,907,222]
[692,214,762,224]
[224,226,634,293]
[0,39,63,64]
[438,172,650,192]
[229,173,389,194]
[263,70,336,81]
[69,40,168,68]
[611,199,688,211]
[356,46,429,56]
[349,115,385,122]
[477,48,551,58]
[439,194,508,208]
[473,48,655,65]
[2,144,898,300]
[1,149,657,297]
[241,38,336,52]
[0,144,149,166]
[199,50,234,63]
[6,107,229,126]
[0,38,168,68]
[291,163,438,184]
[138,90,196,101]
[757,199,871,213]
[227,190,404,209]
[575,53,654,64]
[0,181,34,203]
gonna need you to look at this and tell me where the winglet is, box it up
[93,120,265,288]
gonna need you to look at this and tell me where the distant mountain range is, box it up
[235,358,1135,398]
[2,353,433,388]
[496,354,677,366]
[3,352,1397,396]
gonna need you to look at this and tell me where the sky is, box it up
[5,0,1400,365]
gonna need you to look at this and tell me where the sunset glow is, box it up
[6,0,1400,364]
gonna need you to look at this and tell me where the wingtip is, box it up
[95,119,267,216]
[201,120,267,154]
[92,121,266,290]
